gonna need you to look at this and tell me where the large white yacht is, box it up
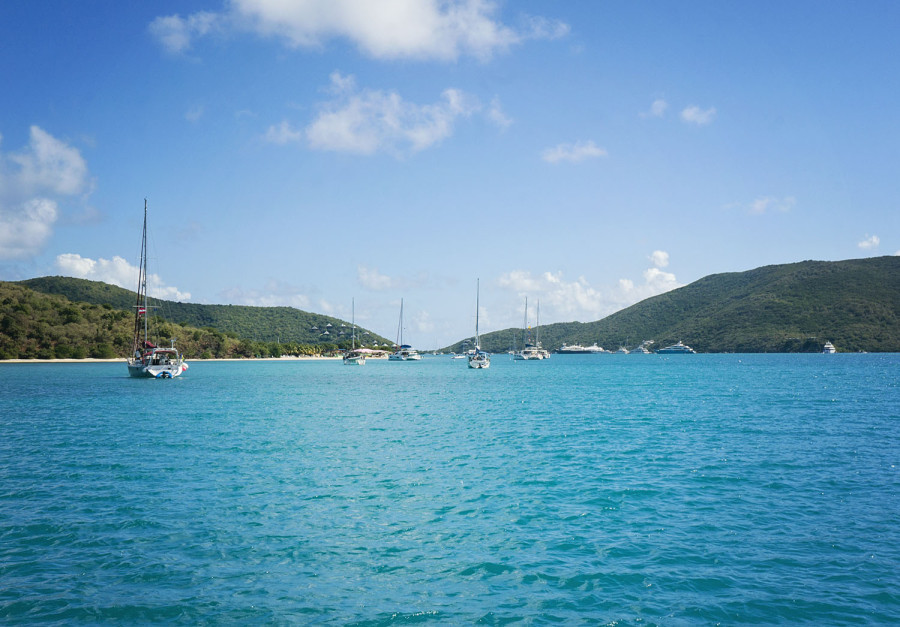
[657,341,696,354]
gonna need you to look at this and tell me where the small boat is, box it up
[389,299,421,361]
[127,200,188,379]
[468,279,490,369]
[657,341,696,354]
[343,299,365,365]
[822,341,836,354]
[615,347,630,354]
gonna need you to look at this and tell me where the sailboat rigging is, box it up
[389,298,421,361]
[468,279,490,369]
[343,298,366,365]
[127,200,188,378]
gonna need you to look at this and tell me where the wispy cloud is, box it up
[185,105,205,122]
[748,195,796,215]
[358,265,395,291]
[487,97,513,130]
[264,120,305,145]
[55,253,191,301]
[541,140,607,164]
[356,265,437,292]
[681,105,716,126]
[640,98,668,118]
[150,0,568,61]
[858,234,880,250]
[267,72,482,156]
[148,11,220,55]
[0,126,90,259]
[219,280,311,309]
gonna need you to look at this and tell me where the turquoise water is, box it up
[1,354,898,624]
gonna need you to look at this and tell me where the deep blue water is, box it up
[1,354,898,624]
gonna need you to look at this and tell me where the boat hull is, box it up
[127,361,186,378]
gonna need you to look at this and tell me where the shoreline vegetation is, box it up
[3,256,900,356]
[0,355,346,364]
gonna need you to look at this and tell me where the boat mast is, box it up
[396,298,404,347]
[536,300,540,347]
[351,298,356,350]
[475,279,480,349]
[523,297,528,347]
[141,200,149,349]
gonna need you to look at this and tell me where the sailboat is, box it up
[126,200,188,378]
[513,297,543,360]
[343,298,366,365]
[389,298,421,361]
[468,279,490,369]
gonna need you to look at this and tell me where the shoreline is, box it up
[0,356,344,364]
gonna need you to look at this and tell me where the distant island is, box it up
[445,256,900,354]
[2,256,898,360]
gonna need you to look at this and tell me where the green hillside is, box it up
[0,280,390,360]
[16,276,391,347]
[448,257,900,353]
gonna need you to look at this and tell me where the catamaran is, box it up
[127,200,188,378]
[468,279,490,369]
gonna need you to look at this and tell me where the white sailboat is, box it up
[513,297,543,360]
[468,279,490,369]
[343,298,366,365]
[126,200,188,379]
[389,298,421,361]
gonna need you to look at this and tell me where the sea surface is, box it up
[1,354,898,625]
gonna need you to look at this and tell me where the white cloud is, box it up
[498,252,684,323]
[681,105,716,126]
[358,265,395,290]
[541,140,607,164]
[303,74,480,155]
[641,98,668,118]
[487,96,513,130]
[858,234,880,250]
[185,105,205,122]
[747,195,796,215]
[219,282,311,309]
[649,250,669,268]
[264,120,305,145]
[0,126,90,259]
[0,199,58,260]
[154,0,568,61]
[498,261,683,323]
[7,126,88,196]
[55,253,191,301]
[148,12,219,55]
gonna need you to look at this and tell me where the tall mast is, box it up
[536,300,540,347]
[523,297,528,346]
[142,200,149,347]
[396,298,404,346]
[475,279,480,349]
[351,298,356,350]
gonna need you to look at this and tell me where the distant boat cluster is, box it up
[557,340,696,354]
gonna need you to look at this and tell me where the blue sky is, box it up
[2,1,898,349]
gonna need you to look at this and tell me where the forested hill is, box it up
[450,256,900,354]
[15,276,391,346]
